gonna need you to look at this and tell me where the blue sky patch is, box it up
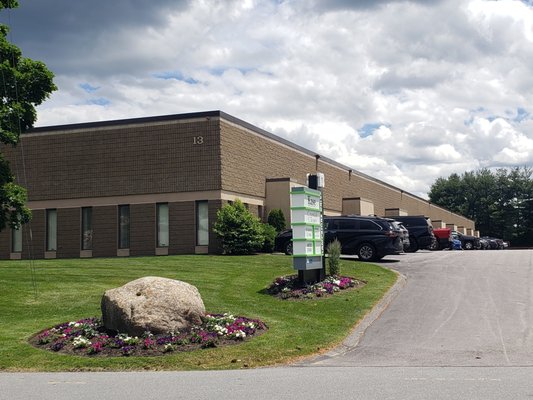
[80,83,100,93]
[88,98,110,106]
[514,107,529,123]
[207,66,268,77]
[358,122,387,138]
[154,71,199,84]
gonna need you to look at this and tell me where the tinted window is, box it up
[359,220,381,230]
[338,220,358,230]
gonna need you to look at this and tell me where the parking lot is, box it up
[308,249,533,367]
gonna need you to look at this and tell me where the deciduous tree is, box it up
[428,167,533,246]
[0,0,56,231]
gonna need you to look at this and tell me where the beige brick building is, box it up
[0,110,475,259]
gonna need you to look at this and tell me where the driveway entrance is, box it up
[307,250,533,367]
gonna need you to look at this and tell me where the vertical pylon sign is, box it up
[290,186,323,270]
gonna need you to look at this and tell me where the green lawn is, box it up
[0,254,397,371]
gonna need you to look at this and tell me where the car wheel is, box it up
[464,241,473,250]
[357,243,376,261]
[429,240,439,251]
[284,241,293,256]
[406,237,418,253]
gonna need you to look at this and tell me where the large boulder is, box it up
[101,276,206,336]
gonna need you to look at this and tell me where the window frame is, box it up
[118,205,130,250]
[156,203,169,248]
[81,207,93,250]
[11,227,22,253]
[196,200,209,246]
[46,208,57,251]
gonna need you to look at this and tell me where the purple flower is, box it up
[50,341,65,352]
[121,346,135,356]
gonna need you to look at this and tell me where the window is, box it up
[81,207,93,250]
[12,227,22,253]
[196,201,209,246]
[46,209,57,251]
[157,203,169,247]
[360,220,380,230]
[338,220,358,230]
[118,205,130,249]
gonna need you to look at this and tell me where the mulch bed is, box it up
[29,314,267,357]
[267,275,366,300]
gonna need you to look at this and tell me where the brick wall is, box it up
[5,118,222,202]
[24,211,45,259]
[220,120,475,230]
[169,202,195,254]
[0,228,9,258]
[57,208,80,258]
[130,204,155,256]
[93,206,117,258]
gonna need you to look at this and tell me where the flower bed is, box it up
[267,275,365,300]
[30,313,267,357]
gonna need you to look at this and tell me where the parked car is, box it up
[391,215,435,252]
[481,236,505,250]
[478,237,490,250]
[274,229,294,255]
[274,215,403,261]
[451,237,463,250]
[431,228,452,250]
[452,231,480,250]
[384,218,410,252]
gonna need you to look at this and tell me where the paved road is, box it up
[1,367,532,400]
[306,249,533,367]
[2,250,533,399]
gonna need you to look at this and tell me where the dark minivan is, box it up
[274,215,403,261]
[392,215,435,252]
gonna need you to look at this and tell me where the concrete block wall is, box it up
[6,118,222,202]
[220,117,476,231]
[130,204,156,257]
[92,206,117,257]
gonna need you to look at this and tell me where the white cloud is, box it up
[8,0,533,198]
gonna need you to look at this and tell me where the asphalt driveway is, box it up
[305,249,533,367]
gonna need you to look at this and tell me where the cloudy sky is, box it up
[3,0,533,198]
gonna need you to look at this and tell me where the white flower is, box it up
[233,330,246,339]
[214,325,228,335]
[72,336,91,348]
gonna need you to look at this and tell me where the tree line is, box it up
[428,167,533,246]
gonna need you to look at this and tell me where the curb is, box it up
[293,269,407,366]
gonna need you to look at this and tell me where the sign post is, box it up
[290,173,325,284]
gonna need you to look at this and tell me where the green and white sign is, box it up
[290,186,323,270]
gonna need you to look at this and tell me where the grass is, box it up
[0,254,397,371]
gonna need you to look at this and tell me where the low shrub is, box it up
[327,239,342,276]
[261,223,277,253]
[267,209,287,233]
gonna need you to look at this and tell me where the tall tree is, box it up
[428,167,533,245]
[0,0,56,231]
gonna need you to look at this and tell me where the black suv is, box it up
[452,231,480,250]
[274,215,403,261]
[392,215,435,252]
